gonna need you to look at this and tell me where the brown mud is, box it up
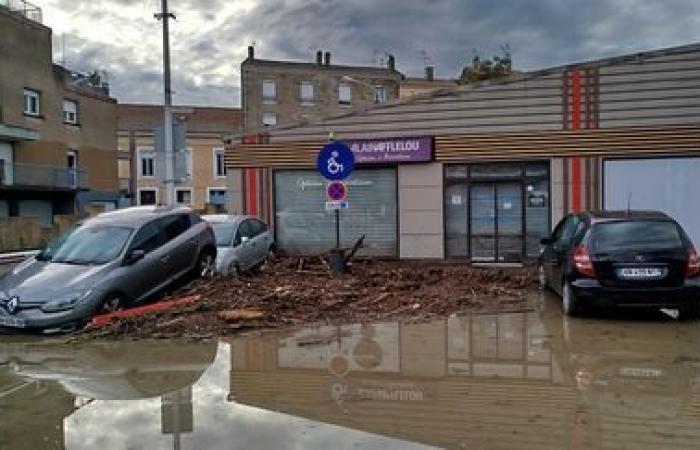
[84,258,537,339]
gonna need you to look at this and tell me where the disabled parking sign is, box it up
[317,141,355,181]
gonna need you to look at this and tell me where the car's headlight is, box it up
[41,289,94,313]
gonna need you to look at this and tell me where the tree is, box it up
[458,46,513,84]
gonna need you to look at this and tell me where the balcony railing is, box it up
[0,0,42,23]
[2,163,88,190]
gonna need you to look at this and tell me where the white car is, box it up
[202,215,275,275]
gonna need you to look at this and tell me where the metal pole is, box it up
[156,0,175,206]
[335,209,340,249]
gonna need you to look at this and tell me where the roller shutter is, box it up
[274,169,397,256]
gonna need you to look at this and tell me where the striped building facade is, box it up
[225,43,700,260]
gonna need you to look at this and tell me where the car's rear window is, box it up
[591,221,684,252]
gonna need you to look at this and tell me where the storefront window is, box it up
[525,179,549,257]
[470,164,522,179]
[525,162,549,177]
[444,184,468,257]
[444,161,550,261]
[445,165,468,180]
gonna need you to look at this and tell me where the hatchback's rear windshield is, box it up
[591,221,684,252]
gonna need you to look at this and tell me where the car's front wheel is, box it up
[227,261,240,277]
[562,282,581,316]
[99,293,126,315]
[197,250,216,278]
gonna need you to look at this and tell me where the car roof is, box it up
[86,206,194,227]
[584,210,673,222]
[202,214,258,225]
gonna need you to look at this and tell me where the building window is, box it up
[339,83,351,106]
[213,148,226,177]
[139,148,155,178]
[300,81,314,104]
[62,99,78,124]
[23,89,40,116]
[262,80,276,102]
[208,188,227,206]
[262,112,277,127]
[175,188,192,206]
[138,188,157,206]
[373,86,387,104]
[67,150,78,186]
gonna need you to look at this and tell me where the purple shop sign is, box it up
[346,136,433,164]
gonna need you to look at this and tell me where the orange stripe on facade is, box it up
[248,169,258,216]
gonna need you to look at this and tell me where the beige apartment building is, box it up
[241,47,403,132]
[117,104,242,210]
[0,2,119,225]
[399,67,458,99]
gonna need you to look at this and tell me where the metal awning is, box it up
[0,123,40,141]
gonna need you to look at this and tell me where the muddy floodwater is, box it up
[2,293,700,449]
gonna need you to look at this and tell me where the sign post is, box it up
[317,140,354,269]
[326,180,348,249]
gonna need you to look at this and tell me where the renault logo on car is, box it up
[635,254,645,262]
[1,296,19,315]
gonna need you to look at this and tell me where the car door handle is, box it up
[160,255,170,264]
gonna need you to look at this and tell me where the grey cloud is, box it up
[49,0,700,106]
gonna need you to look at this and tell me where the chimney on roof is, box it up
[316,50,323,66]
[425,66,434,81]
[324,51,331,66]
[247,45,254,60]
[387,54,395,72]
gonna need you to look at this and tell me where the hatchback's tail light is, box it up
[573,246,597,278]
[686,247,699,278]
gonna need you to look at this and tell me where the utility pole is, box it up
[155,0,176,206]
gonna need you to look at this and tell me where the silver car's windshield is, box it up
[210,222,236,247]
[39,225,134,265]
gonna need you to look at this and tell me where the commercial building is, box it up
[241,47,403,132]
[0,2,119,224]
[226,42,700,261]
[117,104,243,210]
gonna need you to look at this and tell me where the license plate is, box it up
[0,316,27,328]
[617,267,664,280]
[619,367,663,378]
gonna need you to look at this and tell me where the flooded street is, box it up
[2,293,700,449]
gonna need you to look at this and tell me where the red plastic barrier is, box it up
[91,295,200,327]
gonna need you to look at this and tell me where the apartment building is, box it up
[400,66,458,99]
[0,2,119,225]
[117,104,243,210]
[241,47,403,132]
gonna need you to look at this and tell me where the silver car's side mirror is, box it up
[241,236,250,245]
[125,249,146,265]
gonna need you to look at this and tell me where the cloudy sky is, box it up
[40,0,700,107]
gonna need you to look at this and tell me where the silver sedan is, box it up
[203,215,275,275]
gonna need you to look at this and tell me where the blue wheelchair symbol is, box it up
[317,141,355,181]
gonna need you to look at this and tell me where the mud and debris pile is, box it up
[86,258,537,339]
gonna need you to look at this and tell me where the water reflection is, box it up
[1,294,700,449]
[229,297,700,449]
